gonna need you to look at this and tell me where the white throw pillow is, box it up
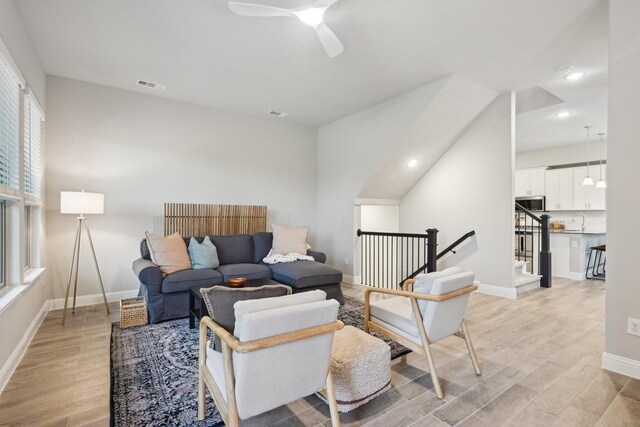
[144,232,191,275]
[271,224,309,255]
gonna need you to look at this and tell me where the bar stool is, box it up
[586,245,606,280]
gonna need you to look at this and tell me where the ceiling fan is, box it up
[228,0,344,58]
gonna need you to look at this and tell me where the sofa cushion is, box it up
[145,232,192,275]
[252,232,273,264]
[200,284,292,351]
[161,269,224,293]
[188,236,220,269]
[209,234,254,265]
[271,224,308,255]
[268,261,342,289]
[216,264,272,282]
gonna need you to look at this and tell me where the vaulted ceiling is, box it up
[17,0,599,127]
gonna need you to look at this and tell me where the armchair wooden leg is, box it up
[198,368,206,420]
[325,369,341,427]
[409,298,444,399]
[461,321,481,375]
[422,341,444,399]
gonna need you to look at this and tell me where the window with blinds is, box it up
[24,91,44,200]
[0,54,21,196]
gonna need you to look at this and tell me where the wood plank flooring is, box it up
[1,277,639,426]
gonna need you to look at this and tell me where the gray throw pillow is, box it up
[200,284,292,352]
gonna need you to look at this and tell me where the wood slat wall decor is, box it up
[163,203,267,237]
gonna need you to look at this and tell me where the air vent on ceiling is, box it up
[268,110,289,118]
[137,80,166,91]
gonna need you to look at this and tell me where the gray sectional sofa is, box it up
[132,232,344,323]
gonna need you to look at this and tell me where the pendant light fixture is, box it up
[596,132,607,188]
[583,125,594,186]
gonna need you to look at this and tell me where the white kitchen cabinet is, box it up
[529,168,546,196]
[545,168,574,210]
[515,168,546,197]
[515,170,530,197]
[573,165,606,210]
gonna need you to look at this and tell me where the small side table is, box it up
[189,285,209,329]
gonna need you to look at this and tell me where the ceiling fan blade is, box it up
[314,23,344,58]
[228,2,293,18]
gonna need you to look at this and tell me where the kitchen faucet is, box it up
[573,212,586,231]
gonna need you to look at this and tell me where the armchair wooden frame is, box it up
[364,279,480,399]
[198,316,344,426]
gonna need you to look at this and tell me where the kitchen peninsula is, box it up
[550,228,606,280]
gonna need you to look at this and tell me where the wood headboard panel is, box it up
[164,203,267,237]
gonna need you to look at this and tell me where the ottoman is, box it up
[317,325,391,413]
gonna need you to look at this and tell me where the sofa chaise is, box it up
[132,232,344,323]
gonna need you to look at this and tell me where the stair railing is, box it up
[515,202,552,288]
[356,228,438,289]
[401,230,476,286]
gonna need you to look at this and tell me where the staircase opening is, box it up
[356,227,475,289]
[515,202,552,290]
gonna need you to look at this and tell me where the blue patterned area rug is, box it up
[110,295,409,426]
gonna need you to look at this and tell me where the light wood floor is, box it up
[1,277,639,426]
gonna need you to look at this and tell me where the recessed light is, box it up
[556,111,571,118]
[558,65,585,81]
[407,159,418,168]
[565,71,585,81]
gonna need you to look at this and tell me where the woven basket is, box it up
[120,297,148,328]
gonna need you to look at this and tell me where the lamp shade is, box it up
[60,191,104,215]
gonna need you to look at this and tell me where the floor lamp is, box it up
[61,190,110,325]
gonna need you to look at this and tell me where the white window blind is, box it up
[0,53,22,196]
[24,90,44,200]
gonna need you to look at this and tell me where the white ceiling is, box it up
[515,0,608,152]
[17,0,599,127]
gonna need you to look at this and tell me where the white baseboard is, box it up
[49,289,139,310]
[516,281,541,294]
[342,275,357,285]
[569,272,586,281]
[602,352,640,380]
[475,282,517,299]
[0,301,48,393]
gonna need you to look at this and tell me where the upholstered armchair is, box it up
[364,268,480,399]
[198,291,344,426]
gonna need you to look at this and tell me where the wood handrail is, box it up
[200,316,344,354]
[365,284,478,302]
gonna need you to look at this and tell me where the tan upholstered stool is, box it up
[317,325,391,412]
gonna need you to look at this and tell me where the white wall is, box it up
[360,205,399,233]
[45,76,318,300]
[0,0,45,104]
[400,93,515,290]
[317,80,446,274]
[603,0,640,378]
[317,76,495,276]
[516,140,607,169]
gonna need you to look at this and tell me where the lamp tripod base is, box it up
[61,216,110,325]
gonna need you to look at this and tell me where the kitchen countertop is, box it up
[550,229,606,235]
